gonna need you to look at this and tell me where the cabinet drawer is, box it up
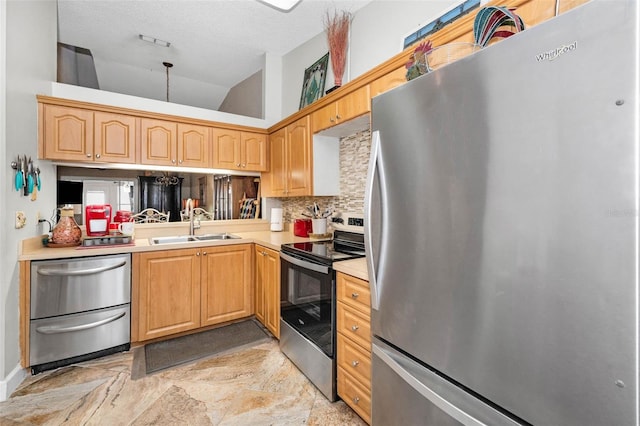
[338,366,372,424]
[337,273,370,314]
[337,302,371,349]
[337,332,371,386]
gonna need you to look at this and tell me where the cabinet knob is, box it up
[351,325,359,331]
[241,163,246,168]
[172,159,176,164]
[352,396,360,404]
[351,292,359,299]
[196,252,200,256]
[336,114,341,120]
[329,117,335,123]
[179,159,183,164]
[203,251,207,256]
[95,153,101,159]
[86,153,92,158]
[351,360,360,367]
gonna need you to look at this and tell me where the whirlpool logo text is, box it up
[535,41,577,62]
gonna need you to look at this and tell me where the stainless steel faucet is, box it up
[186,198,200,236]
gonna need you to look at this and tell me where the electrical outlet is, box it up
[15,211,26,229]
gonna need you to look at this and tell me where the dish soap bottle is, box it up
[51,205,82,246]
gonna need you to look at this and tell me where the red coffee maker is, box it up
[85,204,112,236]
[293,218,313,237]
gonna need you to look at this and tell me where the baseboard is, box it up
[0,364,27,401]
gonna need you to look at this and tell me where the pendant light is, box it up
[163,61,173,102]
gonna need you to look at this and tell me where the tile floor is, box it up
[0,339,366,425]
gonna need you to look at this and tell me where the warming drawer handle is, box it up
[35,311,126,334]
[37,260,127,277]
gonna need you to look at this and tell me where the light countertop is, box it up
[334,257,369,281]
[18,221,315,261]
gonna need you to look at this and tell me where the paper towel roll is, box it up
[270,208,283,232]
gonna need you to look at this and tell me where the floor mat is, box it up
[144,319,271,374]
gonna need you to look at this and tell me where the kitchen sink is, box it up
[194,233,241,241]
[149,235,198,245]
[149,233,241,245]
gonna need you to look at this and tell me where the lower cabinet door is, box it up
[134,249,201,341]
[201,244,253,326]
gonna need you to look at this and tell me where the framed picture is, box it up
[299,52,329,109]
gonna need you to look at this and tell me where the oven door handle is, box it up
[280,252,330,275]
[35,311,126,335]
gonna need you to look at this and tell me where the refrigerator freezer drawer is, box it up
[30,304,130,367]
[372,339,521,426]
[338,365,371,424]
[336,303,371,349]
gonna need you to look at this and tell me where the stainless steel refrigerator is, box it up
[365,1,638,425]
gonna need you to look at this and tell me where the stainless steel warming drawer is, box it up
[29,253,131,372]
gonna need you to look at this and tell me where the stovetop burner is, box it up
[280,230,365,266]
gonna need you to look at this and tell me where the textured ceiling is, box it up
[57,0,371,109]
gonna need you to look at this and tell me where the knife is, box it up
[14,155,23,191]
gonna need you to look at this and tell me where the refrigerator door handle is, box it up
[365,130,386,309]
[373,343,521,426]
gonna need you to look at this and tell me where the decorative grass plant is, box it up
[324,9,352,92]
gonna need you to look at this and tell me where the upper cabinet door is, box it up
[241,132,268,171]
[336,84,371,123]
[178,123,210,168]
[311,85,371,133]
[140,118,177,166]
[286,115,312,197]
[94,111,137,164]
[262,127,287,197]
[42,105,94,162]
[211,128,241,169]
[370,67,407,98]
[311,103,338,133]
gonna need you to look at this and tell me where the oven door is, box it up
[280,251,335,357]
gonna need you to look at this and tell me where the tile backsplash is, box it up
[279,129,371,223]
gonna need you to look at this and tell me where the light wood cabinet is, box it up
[41,104,137,164]
[255,245,280,338]
[241,132,268,171]
[134,248,202,341]
[262,127,287,196]
[42,104,94,162]
[370,67,407,99]
[133,244,253,342]
[336,272,372,424]
[262,115,312,197]
[140,118,177,166]
[178,123,210,168]
[311,85,371,133]
[211,129,267,171]
[201,244,253,326]
[94,111,137,164]
[141,119,210,167]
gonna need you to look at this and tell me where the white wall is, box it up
[280,0,459,116]
[1,0,57,400]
